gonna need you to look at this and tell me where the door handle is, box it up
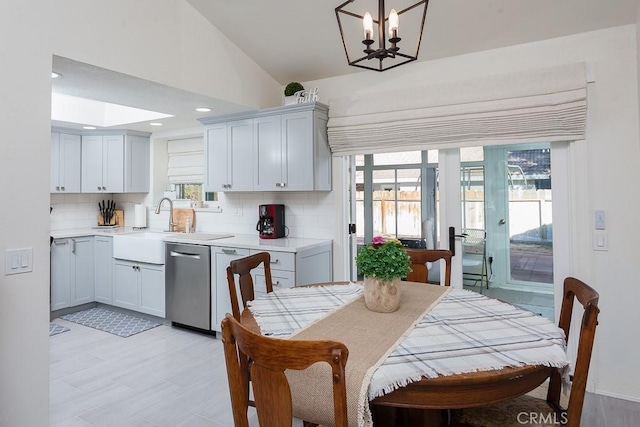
[499,219,506,225]
[448,227,467,257]
[222,248,237,255]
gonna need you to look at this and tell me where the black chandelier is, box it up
[335,0,429,72]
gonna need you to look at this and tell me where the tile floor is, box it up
[50,315,640,427]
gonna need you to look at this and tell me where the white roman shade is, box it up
[327,63,587,155]
[167,137,204,184]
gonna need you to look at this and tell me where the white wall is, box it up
[0,1,52,425]
[305,25,640,402]
[1,1,293,425]
[51,0,282,109]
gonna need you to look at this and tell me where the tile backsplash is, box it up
[50,191,336,240]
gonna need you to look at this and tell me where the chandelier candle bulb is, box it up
[388,8,399,38]
[363,12,373,40]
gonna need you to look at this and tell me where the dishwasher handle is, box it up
[170,250,201,260]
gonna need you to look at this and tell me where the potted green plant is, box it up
[284,82,304,105]
[356,236,412,312]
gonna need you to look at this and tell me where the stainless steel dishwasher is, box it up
[165,243,212,332]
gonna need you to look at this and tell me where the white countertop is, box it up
[50,228,332,253]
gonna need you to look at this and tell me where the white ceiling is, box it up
[51,56,249,133]
[52,0,640,132]
[187,0,640,84]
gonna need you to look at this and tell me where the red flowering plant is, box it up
[355,235,412,281]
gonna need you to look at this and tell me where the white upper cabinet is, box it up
[81,133,149,193]
[204,123,228,192]
[202,102,331,192]
[205,120,254,192]
[124,135,150,193]
[253,115,282,191]
[51,133,81,193]
[82,135,124,193]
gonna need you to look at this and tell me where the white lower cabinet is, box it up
[51,239,72,310]
[113,259,165,317]
[211,247,250,334]
[211,242,332,334]
[138,265,165,317]
[94,236,113,304]
[51,237,95,310]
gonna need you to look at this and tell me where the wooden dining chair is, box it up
[451,276,600,427]
[221,314,350,427]
[226,252,273,321]
[405,249,452,286]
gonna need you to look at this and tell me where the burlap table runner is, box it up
[286,281,450,427]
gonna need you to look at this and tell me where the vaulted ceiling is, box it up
[52,1,640,132]
[187,0,640,84]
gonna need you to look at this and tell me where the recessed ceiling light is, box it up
[149,122,163,126]
[195,107,212,112]
[83,126,96,130]
[52,72,61,79]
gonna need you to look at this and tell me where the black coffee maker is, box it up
[256,204,285,239]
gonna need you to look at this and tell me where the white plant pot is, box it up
[284,95,298,105]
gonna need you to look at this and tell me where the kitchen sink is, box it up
[113,231,177,264]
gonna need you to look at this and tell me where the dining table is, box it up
[241,281,569,427]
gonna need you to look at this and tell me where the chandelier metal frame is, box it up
[335,0,429,72]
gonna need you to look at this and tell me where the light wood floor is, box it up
[50,317,263,427]
[50,315,640,427]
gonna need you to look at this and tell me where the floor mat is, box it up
[49,323,70,337]
[60,307,161,338]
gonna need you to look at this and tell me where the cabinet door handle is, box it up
[71,239,76,254]
[271,259,280,264]
[54,239,68,245]
[222,248,237,255]
[61,186,65,191]
[56,186,60,191]
[97,186,101,190]
[102,186,107,190]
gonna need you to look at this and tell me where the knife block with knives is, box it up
[97,200,124,227]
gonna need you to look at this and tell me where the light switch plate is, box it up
[593,231,608,251]
[5,248,33,275]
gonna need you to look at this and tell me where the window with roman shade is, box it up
[327,63,587,155]
[167,137,204,184]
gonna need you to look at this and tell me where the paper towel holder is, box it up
[133,204,148,230]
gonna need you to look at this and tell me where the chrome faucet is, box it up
[155,197,177,232]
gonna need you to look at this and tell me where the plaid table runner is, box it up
[248,283,569,406]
